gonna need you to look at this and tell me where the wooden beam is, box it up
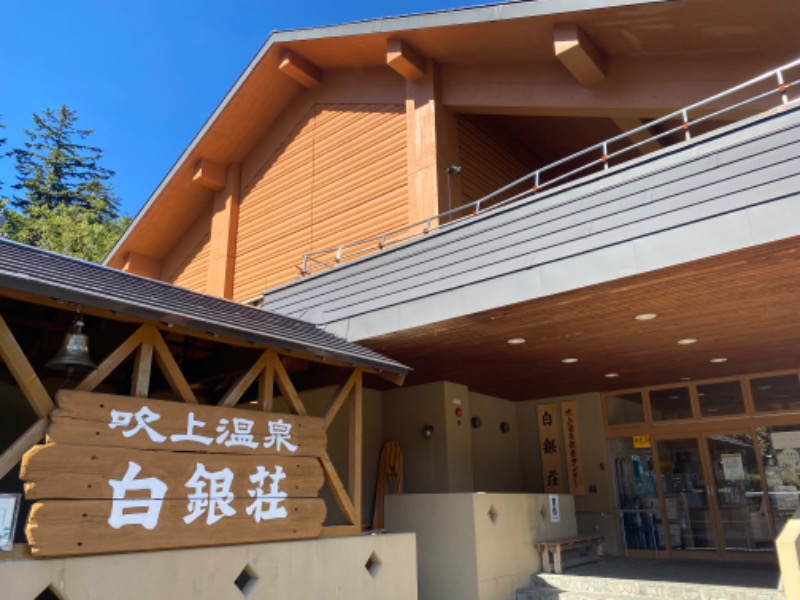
[130,328,154,398]
[192,158,226,191]
[258,357,275,412]
[320,525,360,538]
[386,38,427,81]
[0,418,48,479]
[278,49,321,89]
[441,57,773,119]
[150,327,198,404]
[554,23,606,87]
[270,350,308,416]
[0,315,54,419]
[611,117,664,156]
[379,371,406,387]
[320,452,357,526]
[206,163,240,299]
[121,252,161,279]
[76,325,146,392]
[322,370,358,429]
[349,370,363,524]
[0,287,397,384]
[218,350,270,408]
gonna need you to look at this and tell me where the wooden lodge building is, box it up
[3,1,800,598]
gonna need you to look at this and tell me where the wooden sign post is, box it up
[561,400,585,495]
[21,390,327,557]
[536,403,565,493]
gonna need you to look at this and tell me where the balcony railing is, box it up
[300,57,800,277]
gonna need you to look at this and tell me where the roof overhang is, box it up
[0,240,409,378]
[104,0,681,268]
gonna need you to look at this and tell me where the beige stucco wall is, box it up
[386,493,575,600]
[382,381,474,493]
[516,393,621,554]
[1,534,417,600]
[469,392,521,492]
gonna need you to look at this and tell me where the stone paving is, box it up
[517,556,784,600]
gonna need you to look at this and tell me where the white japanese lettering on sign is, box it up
[107,461,290,530]
[106,406,299,453]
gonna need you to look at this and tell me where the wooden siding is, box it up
[458,115,533,206]
[262,106,800,329]
[234,104,406,301]
[161,204,213,294]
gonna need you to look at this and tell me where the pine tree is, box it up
[10,105,120,222]
[0,118,6,192]
[2,106,130,262]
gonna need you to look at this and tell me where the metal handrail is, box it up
[300,57,800,276]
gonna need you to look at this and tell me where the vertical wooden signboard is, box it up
[561,400,585,495]
[536,403,565,493]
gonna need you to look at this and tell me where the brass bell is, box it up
[46,319,97,371]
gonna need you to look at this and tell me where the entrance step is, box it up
[516,557,783,600]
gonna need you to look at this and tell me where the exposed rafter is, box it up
[386,38,427,81]
[553,22,606,87]
[278,49,321,88]
[192,158,226,191]
[122,252,162,279]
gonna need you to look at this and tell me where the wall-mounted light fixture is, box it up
[500,422,511,434]
[422,425,434,440]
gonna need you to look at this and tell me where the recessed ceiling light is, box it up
[635,313,657,321]
[605,372,619,378]
[507,337,526,345]
[677,338,697,345]
[562,358,578,364]
[710,357,728,363]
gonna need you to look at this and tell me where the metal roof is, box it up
[0,238,409,376]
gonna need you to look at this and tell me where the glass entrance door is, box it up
[705,432,773,555]
[611,431,779,558]
[655,437,718,555]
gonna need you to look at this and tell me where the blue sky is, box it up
[1,0,476,216]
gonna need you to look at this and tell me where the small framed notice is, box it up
[549,494,561,523]
[0,494,21,551]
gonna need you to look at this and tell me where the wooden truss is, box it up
[0,319,366,534]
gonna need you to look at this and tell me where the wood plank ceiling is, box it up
[362,235,800,401]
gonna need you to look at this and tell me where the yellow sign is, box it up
[633,434,651,449]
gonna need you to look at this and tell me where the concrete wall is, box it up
[1,534,417,600]
[517,393,621,554]
[382,381,474,493]
[469,392,521,492]
[385,493,576,600]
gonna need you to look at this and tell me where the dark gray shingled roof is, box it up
[0,238,409,376]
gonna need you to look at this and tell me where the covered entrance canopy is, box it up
[261,100,800,562]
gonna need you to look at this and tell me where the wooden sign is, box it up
[536,403,565,493]
[21,390,327,557]
[561,400,585,495]
[48,390,326,456]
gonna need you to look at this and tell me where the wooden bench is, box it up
[535,535,604,574]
